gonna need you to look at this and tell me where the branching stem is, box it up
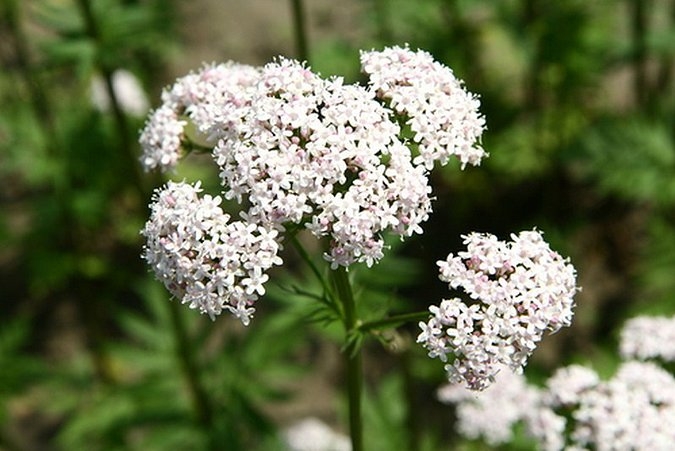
[332,266,363,451]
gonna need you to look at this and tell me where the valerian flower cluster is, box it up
[142,181,282,325]
[417,231,578,390]
[619,315,675,361]
[440,315,675,449]
[139,45,578,390]
[141,46,486,316]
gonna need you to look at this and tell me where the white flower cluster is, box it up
[619,315,675,361]
[544,364,599,406]
[139,62,260,171]
[360,45,487,169]
[139,47,490,322]
[139,105,186,171]
[440,318,675,450]
[551,361,675,450]
[438,367,540,446]
[141,181,283,325]
[213,58,432,267]
[140,48,485,272]
[417,230,578,390]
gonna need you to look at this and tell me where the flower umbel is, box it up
[361,45,487,169]
[619,315,675,362]
[441,318,675,451]
[418,230,578,390]
[139,62,260,172]
[214,58,433,268]
[141,181,283,325]
[438,368,542,446]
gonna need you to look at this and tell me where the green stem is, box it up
[332,266,363,451]
[655,0,675,105]
[401,348,420,451]
[289,233,329,294]
[75,0,146,197]
[3,0,62,170]
[630,0,649,110]
[167,301,214,436]
[288,232,342,317]
[358,311,430,333]
[290,0,310,63]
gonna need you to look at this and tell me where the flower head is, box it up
[139,62,260,172]
[438,368,542,446]
[139,104,187,172]
[214,58,433,268]
[418,230,578,390]
[141,181,283,325]
[361,45,487,169]
[619,315,675,362]
[561,361,675,450]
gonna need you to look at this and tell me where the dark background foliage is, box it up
[1,0,674,449]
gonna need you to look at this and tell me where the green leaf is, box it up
[634,217,675,314]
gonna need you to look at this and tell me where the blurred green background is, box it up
[1,0,675,450]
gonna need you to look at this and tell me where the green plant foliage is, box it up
[362,373,407,451]
[571,118,675,205]
[352,237,422,323]
[49,279,304,451]
[0,318,45,426]
[635,217,675,314]
[35,0,175,76]
[3,0,675,449]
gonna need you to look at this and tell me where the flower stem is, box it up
[167,300,214,435]
[289,233,330,296]
[3,0,60,157]
[289,0,310,63]
[75,0,146,197]
[332,266,363,451]
[288,233,343,318]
